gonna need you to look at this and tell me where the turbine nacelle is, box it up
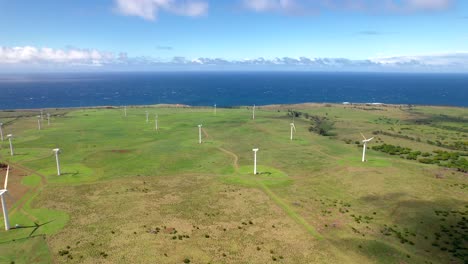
[360,133,374,162]
[290,123,296,132]
[53,148,61,154]
[360,132,374,143]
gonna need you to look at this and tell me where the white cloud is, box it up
[243,0,454,14]
[114,0,208,21]
[405,0,453,10]
[0,46,115,66]
[243,0,303,13]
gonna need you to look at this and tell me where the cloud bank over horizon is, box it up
[1,46,467,73]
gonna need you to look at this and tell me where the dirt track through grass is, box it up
[217,147,240,171]
[0,151,48,222]
[204,126,322,239]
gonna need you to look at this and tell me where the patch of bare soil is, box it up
[1,166,30,209]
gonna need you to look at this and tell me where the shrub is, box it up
[58,250,69,256]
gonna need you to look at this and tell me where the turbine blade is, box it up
[4,165,9,189]
[368,137,374,141]
[360,132,366,140]
[39,219,55,226]
[29,226,39,237]
[292,123,296,132]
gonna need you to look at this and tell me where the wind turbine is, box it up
[37,116,41,130]
[0,122,3,141]
[252,148,259,175]
[252,105,256,120]
[290,123,296,141]
[40,110,44,120]
[198,125,202,144]
[360,133,374,162]
[7,134,13,156]
[53,148,61,176]
[47,113,51,125]
[155,114,159,131]
[145,111,149,124]
[0,166,11,230]
[214,104,217,115]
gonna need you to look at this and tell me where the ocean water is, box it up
[0,72,467,109]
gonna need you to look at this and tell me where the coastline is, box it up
[1,102,466,112]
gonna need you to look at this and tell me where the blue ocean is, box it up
[0,72,467,109]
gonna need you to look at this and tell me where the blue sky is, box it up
[0,0,467,72]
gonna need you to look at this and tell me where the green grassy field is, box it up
[0,104,466,263]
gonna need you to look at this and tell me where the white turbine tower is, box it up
[37,116,41,130]
[7,134,13,156]
[146,111,149,124]
[198,125,202,144]
[252,105,256,120]
[47,113,51,126]
[252,148,259,175]
[290,123,296,141]
[360,133,374,162]
[214,104,217,115]
[155,114,159,131]
[53,148,61,176]
[40,110,44,120]
[0,166,11,230]
[0,122,3,141]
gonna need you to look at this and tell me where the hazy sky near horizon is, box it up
[1,0,467,72]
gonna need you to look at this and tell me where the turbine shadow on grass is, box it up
[0,220,55,244]
[11,153,28,156]
[60,171,80,177]
[0,234,47,245]
[17,220,55,237]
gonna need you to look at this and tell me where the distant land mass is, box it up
[0,72,467,109]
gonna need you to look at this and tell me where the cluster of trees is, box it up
[287,110,302,118]
[372,144,467,172]
[426,140,468,152]
[308,115,335,136]
[371,144,421,159]
[286,110,335,136]
[373,130,419,142]
[373,130,467,151]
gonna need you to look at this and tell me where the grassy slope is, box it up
[0,104,466,263]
